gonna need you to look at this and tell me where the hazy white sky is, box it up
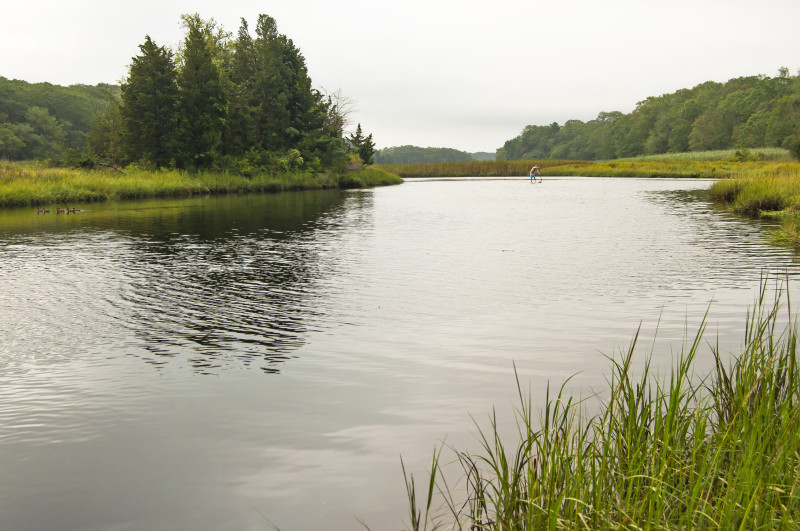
[3,0,799,152]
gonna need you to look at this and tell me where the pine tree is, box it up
[175,14,227,167]
[251,14,324,153]
[348,123,375,165]
[359,133,376,165]
[224,18,257,157]
[348,123,364,151]
[120,35,179,166]
[251,14,290,152]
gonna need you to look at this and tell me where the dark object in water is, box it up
[36,208,50,214]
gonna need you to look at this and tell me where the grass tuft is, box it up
[708,164,800,245]
[403,277,800,530]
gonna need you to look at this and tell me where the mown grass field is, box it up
[0,161,402,207]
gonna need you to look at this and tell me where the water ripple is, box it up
[4,181,800,529]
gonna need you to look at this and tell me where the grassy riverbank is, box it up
[404,281,800,529]
[552,159,790,179]
[379,149,794,179]
[376,159,592,178]
[708,163,800,246]
[0,161,402,207]
[562,148,794,179]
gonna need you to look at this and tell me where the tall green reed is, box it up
[404,277,800,530]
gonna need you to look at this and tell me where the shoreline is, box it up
[0,162,403,208]
[379,157,795,180]
[708,163,800,246]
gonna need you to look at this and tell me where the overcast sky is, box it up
[3,0,799,153]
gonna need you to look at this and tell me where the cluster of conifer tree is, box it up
[498,69,800,161]
[86,14,373,173]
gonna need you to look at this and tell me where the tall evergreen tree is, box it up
[348,123,364,151]
[250,14,324,153]
[250,15,287,152]
[358,133,375,165]
[348,123,376,165]
[176,14,228,167]
[224,18,257,157]
[121,35,179,166]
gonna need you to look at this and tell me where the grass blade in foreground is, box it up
[403,278,800,530]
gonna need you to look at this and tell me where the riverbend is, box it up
[2,177,799,529]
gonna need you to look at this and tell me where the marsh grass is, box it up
[552,159,796,179]
[338,166,404,188]
[0,161,402,207]
[556,149,791,179]
[708,163,800,246]
[403,279,800,530]
[376,160,591,178]
[616,148,792,163]
[709,164,800,214]
[378,152,793,180]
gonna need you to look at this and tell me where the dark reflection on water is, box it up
[0,190,371,374]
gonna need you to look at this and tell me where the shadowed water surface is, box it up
[1,178,799,530]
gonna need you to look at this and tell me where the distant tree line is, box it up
[498,68,800,161]
[374,145,494,164]
[0,77,116,160]
[0,13,375,173]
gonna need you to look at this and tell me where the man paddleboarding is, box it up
[530,165,541,182]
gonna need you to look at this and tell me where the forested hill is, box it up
[375,145,495,164]
[498,69,800,161]
[0,77,117,159]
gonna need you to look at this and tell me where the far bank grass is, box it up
[616,147,791,163]
[379,149,794,179]
[0,162,402,207]
[403,280,800,530]
[554,159,790,179]
[382,159,781,179]
[376,159,592,178]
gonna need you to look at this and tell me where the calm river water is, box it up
[1,177,799,530]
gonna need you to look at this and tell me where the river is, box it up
[1,177,798,530]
